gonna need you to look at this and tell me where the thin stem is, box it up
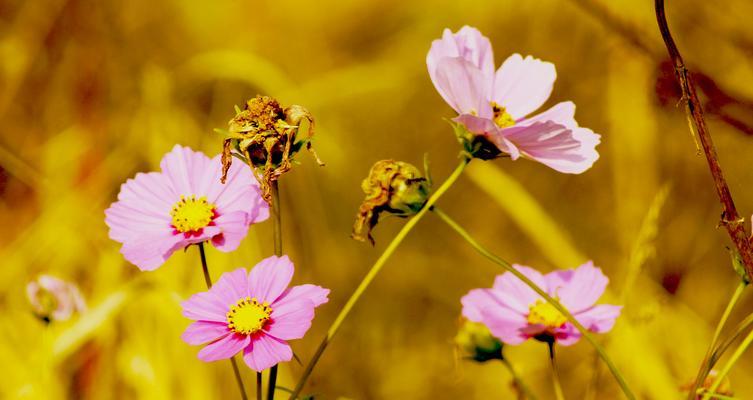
[501,358,538,400]
[549,342,565,400]
[198,242,212,288]
[268,180,282,400]
[709,312,753,369]
[257,372,263,400]
[703,328,753,399]
[655,0,753,279]
[688,281,747,399]
[288,157,471,399]
[197,243,249,400]
[431,207,635,399]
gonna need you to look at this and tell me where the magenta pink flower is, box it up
[181,255,329,371]
[105,145,269,271]
[461,261,621,346]
[427,26,600,173]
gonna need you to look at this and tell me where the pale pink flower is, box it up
[181,255,329,371]
[427,26,600,173]
[27,275,86,322]
[461,261,621,346]
[105,145,269,271]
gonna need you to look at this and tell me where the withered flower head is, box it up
[220,95,323,202]
[455,320,504,363]
[352,160,430,245]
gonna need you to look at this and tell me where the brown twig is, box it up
[654,0,753,280]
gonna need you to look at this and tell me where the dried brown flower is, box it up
[220,95,323,202]
[352,160,430,245]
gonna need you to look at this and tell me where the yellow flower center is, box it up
[491,102,515,128]
[226,297,272,335]
[527,300,567,328]
[170,195,216,233]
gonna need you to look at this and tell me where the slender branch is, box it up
[197,243,249,400]
[703,327,753,399]
[268,180,283,400]
[288,157,471,399]
[688,281,747,399]
[655,0,753,279]
[705,312,753,378]
[431,207,635,399]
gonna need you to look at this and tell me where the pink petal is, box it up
[521,101,576,128]
[492,265,548,312]
[119,232,184,271]
[266,299,315,340]
[243,334,293,372]
[575,304,622,333]
[160,145,211,196]
[499,120,600,174]
[461,288,518,322]
[274,284,330,308]
[433,57,492,116]
[211,267,250,305]
[247,255,294,303]
[115,171,175,215]
[182,291,231,323]
[427,26,495,92]
[479,305,529,345]
[211,211,250,252]
[553,323,582,346]
[182,321,231,345]
[545,261,608,312]
[492,54,556,119]
[207,154,269,225]
[198,333,250,362]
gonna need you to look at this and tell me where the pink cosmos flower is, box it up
[427,26,600,173]
[181,255,329,371]
[27,275,87,322]
[461,261,621,346]
[105,145,269,271]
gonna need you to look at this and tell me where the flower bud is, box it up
[455,320,504,362]
[220,95,323,202]
[352,160,430,244]
[26,275,86,323]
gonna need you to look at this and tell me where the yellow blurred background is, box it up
[3,0,753,398]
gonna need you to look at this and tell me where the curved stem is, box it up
[501,358,538,400]
[688,281,747,400]
[288,157,471,399]
[703,328,753,399]
[549,342,565,400]
[197,243,249,400]
[431,207,635,399]
[268,180,283,400]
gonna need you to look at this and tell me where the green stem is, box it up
[709,312,753,369]
[549,342,565,400]
[268,180,283,400]
[288,157,471,399]
[703,327,753,399]
[501,358,538,400]
[431,207,635,400]
[198,243,249,400]
[688,281,747,400]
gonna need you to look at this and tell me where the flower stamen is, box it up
[491,102,515,128]
[226,297,272,335]
[170,195,216,234]
[527,300,567,328]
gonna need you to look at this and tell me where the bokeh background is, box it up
[3,0,753,398]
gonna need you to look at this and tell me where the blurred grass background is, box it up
[2,0,753,398]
